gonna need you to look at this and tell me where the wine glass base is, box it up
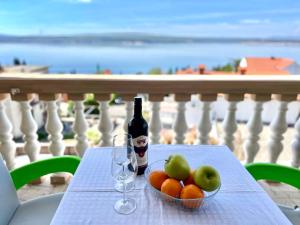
[114,181,135,192]
[114,198,137,215]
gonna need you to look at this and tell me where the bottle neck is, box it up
[134,101,142,118]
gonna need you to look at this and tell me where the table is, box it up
[50,145,292,225]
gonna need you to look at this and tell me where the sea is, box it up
[0,42,300,74]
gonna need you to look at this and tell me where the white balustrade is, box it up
[45,100,65,156]
[243,101,264,163]
[292,116,300,167]
[222,101,238,151]
[73,101,89,157]
[98,101,113,146]
[0,75,299,186]
[0,98,16,169]
[268,100,288,163]
[123,101,134,133]
[19,100,40,162]
[149,101,162,144]
[197,101,212,144]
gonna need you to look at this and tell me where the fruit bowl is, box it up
[144,160,221,210]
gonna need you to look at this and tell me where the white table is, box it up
[51,145,292,225]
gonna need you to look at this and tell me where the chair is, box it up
[245,163,300,225]
[0,154,80,225]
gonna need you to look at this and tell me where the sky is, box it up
[1,0,300,37]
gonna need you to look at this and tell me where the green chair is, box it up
[245,163,300,225]
[0,154,80,225]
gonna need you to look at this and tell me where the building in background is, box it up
[239,57,300,75]
[176,57,300,75]
[1,65,49,74]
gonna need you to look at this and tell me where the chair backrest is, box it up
[0,154,20,225]
[245,163,300,189]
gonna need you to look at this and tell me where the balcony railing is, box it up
[0,74,299,179]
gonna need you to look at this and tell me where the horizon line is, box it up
[1,32,300,41]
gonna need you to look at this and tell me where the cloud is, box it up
[130,8,299,25]
[77,0,92,3]
[240,19,270,24]
[54,0,92,4]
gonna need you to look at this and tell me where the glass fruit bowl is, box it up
[144,160,221,210]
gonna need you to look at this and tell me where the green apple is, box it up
[164,154,190,180]
[194,166,220,192]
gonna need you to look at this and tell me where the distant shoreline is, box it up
[1,33,300,46]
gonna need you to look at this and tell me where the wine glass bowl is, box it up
[144,160,220,210]
[112,133,136,192]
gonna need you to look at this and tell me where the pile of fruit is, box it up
[148,154,220,209]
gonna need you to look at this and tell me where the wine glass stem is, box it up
[122,165,126,204]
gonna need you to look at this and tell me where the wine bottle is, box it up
[128,97,148,175]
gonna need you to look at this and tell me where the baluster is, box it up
[173,94,190,144]
[45,100,64,156]
[268,95,295,163]
[0,95,16,170]
[69,94,89,157]
[96,94,113,146]
[222,94,244,151]
[149,94,164,144]
[40,94,65,184]
[292,116,300,167]
[197,94,217,144]
[243,94,269,163]
[14,94,40,162]
[122,94,135,133]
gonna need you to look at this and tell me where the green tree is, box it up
[212,58,241,72]
[232,59,241,72]
[13,58,21,66]
[148,67,162,75]
[213,63,234,72]
[167,68,173,74]
[96,64,101,74]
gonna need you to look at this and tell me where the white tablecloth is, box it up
[51,145,292,225]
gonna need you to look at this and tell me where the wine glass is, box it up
[113,133,135,192]
[111,134,138,214]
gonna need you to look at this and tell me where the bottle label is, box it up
[132,135,148,166]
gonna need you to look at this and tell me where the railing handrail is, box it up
[0,74,300,95]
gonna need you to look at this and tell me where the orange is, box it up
[180,184,204,209]
[184,170,195,185]
[149,170,168,190]
[161,178,182,198]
